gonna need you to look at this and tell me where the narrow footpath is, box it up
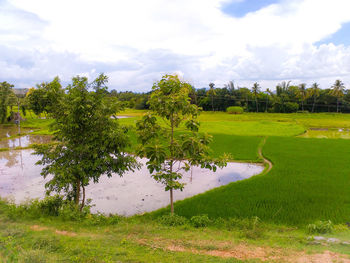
[258,137,273,174]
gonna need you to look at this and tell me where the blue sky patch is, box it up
[221,0,280,17]
[316,22,350,46]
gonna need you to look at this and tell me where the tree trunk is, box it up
[337,97,339,113]
[170,188,174,214]
[265,97,268,112]
[256,98,258,112]
[80,185,85,211]
[75,179,80,206]
[301,100,304,111]
[211,95,214,111]
[170,113,175,215]
[312,96,316,113]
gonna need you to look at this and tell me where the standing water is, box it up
[0,148,263,215]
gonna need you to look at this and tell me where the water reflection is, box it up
[0,149,264,215]
[0,135,52,149]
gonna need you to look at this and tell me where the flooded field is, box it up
[0,126,52,149]
[0,149,263,215]
[300,128,350,139]
[0,135,52,149]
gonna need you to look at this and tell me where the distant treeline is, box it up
[1,78,350,124]
[109,80,350,113]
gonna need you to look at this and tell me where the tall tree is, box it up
[136,74,226,214]
[27,77,64,117]
[207,82,216,111]
[0,82,14,123]
[276,81,291,112]
[251,82,260,112]
[34,74,138,209]
[298,83,307,111]
[330,79,345,113]
[308,83,320,113]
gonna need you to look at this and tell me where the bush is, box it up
[226,106,244,114]
[307,220,333,234]
[37,195,63,216]
[284,102,299,113]
[58,202,90,221]
[159,214,188,226]
[190,215,211,228]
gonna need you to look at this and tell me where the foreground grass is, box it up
[0,200,349,263]
[153,136,350,225]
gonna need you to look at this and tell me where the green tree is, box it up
[308,83,320,113]
[330,79,345,113]
[27,77,64,117]
[298,83,308,111]
[136,74,227,214]
[207,82,216,111]
[0,82,14,123]
[27,87,47,116]
[34,74,138,209]
[251,82,260,112]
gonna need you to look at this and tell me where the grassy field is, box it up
[152,136,350,225]
[0,200,349,263]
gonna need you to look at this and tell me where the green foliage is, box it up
[36,195,64,216]
[284,102,299,113]
[159,214,188,226]
[190,214,211,228]
[0,81,14,123]
[226,106,243,114]
[33,74,138,209]
[307,220,333,234]
[136,74,227,213]
[26,77,64,116]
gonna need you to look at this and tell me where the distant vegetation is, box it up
[108,79,349,113]
[226,106,244,114]
[1,78,350,124]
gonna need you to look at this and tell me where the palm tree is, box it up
[308,83,320,113]
[207,82,216,111]
[298,83,307,111]
[251,82,260,112]
[265,88,271,112]
[276,81,291,112]
[330,79,345,113]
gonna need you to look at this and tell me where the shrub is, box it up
[58,202,90,221]
[307,220,333,234]
[226,106,244,114]
[159,214,188,226]
[37,195,64,216]
[284,102,299,113]
[190,214,211,228]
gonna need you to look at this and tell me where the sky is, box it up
[1,0,350,92]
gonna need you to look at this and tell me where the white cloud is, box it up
[1,0,350,91]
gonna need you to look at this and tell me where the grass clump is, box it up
[2,197,121,226]
[190,215,211,228]
[226,106,243,114]
[307,220,333,234]
[159,214,188,226]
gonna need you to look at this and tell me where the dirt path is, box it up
[258,137,273,174]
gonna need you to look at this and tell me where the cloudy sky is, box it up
[1,0,350,91]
